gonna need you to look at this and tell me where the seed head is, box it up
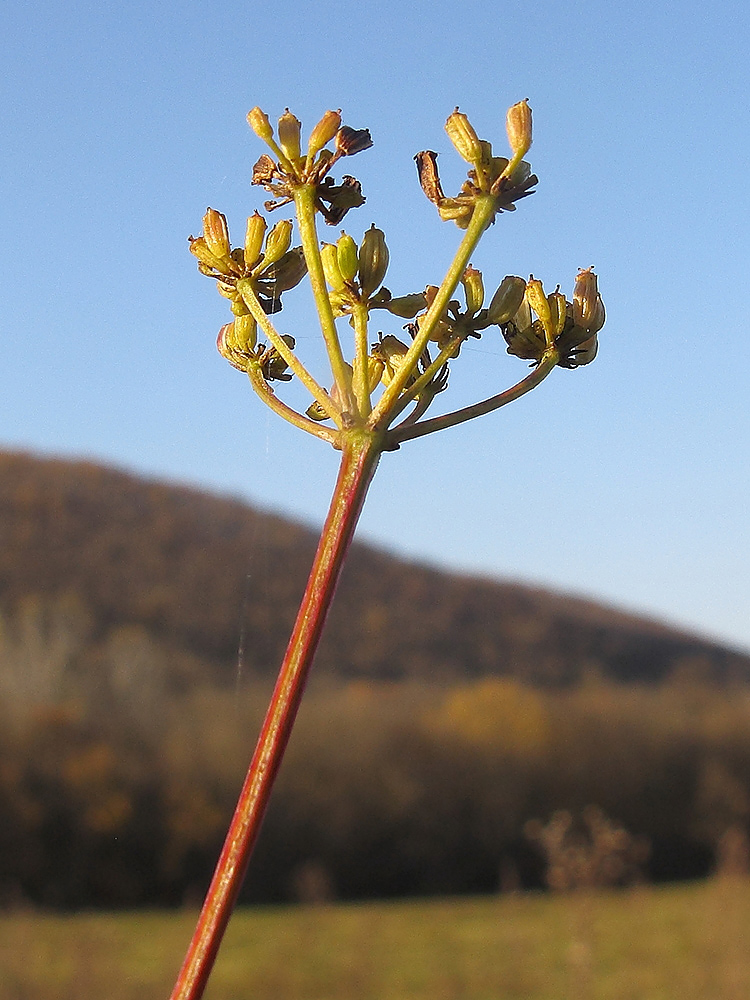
[445,109,483,164]
[506,99,532,161]
[247,107,274,143]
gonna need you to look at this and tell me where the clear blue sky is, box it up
[2,0,749,652]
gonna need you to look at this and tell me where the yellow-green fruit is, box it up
[572,267,602,331]
[548,291,568,339]
[588,296,606,334]
[277,109,302,161]
[506,99,532,159]
[307,110,341,159]
[244,212,267,269]
[336,232,359,283]
[262,220,293,267]
[384,292,427,319]
[445,109,483,164]
[525,277,552,330]
[203,208,231,260]
[461,266,484,317]
[321,243,345,290]
[263,248,307,292]
[358,225,389,298]
[189,236,230,274]
[487,276,526,325]
[247,107,274,142]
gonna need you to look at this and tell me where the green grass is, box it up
[1,879,748,1000]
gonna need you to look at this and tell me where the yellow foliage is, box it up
[427,678,549,756]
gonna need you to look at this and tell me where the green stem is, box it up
[245,363,340,445]
[369,194,497,429]
[294,185,353,408]
[389,349,559,446]
[237,279,342,425]
[351,302,371,417]
[387,334,463,425]
[168,432,382,1000]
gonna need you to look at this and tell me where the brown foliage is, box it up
[2,450,750,907]
[0,675,749,906]
[1,449,748,689]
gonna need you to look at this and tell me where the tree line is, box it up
[1,643,749,907]
[1,450,749,907]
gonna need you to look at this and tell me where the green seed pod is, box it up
[203,208,231,260]
[445,109,483,164]
[263,247,307,292]
[244,212,267,269]
[336,232,359,283]
[557,322,591,353]
[548,291,568,339]
[477,140,494,168]
[277,109,302,161]
[261,220,293,268]
[189,236,231,274]
[510,297,533,333]
[217,320,255,371]
[461,266,484,317]
[321,243,346,291]
[357,225,389,298]
[506,99,532,159]
[525,276,552,334]
[307,110,342,160]
[572,267,602,332]
[247,107,274,143]
[437,201,473,228]
[383,292,428,319]
[487,276,526,325]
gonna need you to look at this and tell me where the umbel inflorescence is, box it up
[189,101,605,451]
[175,100,607,1000]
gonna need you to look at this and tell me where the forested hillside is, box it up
[1,449,746,691]
[1,449,749,908]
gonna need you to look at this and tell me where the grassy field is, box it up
[1,878,748,1000]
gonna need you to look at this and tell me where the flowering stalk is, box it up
[177,100,607,998]
[169,434,380,1000]
[293,183,353,406]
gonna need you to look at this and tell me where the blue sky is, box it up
[2,0,749,652]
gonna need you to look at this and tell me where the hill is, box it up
[0,447,747,692]
[2,449,750,906]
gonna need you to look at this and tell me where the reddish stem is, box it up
[169,435,381,1000]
